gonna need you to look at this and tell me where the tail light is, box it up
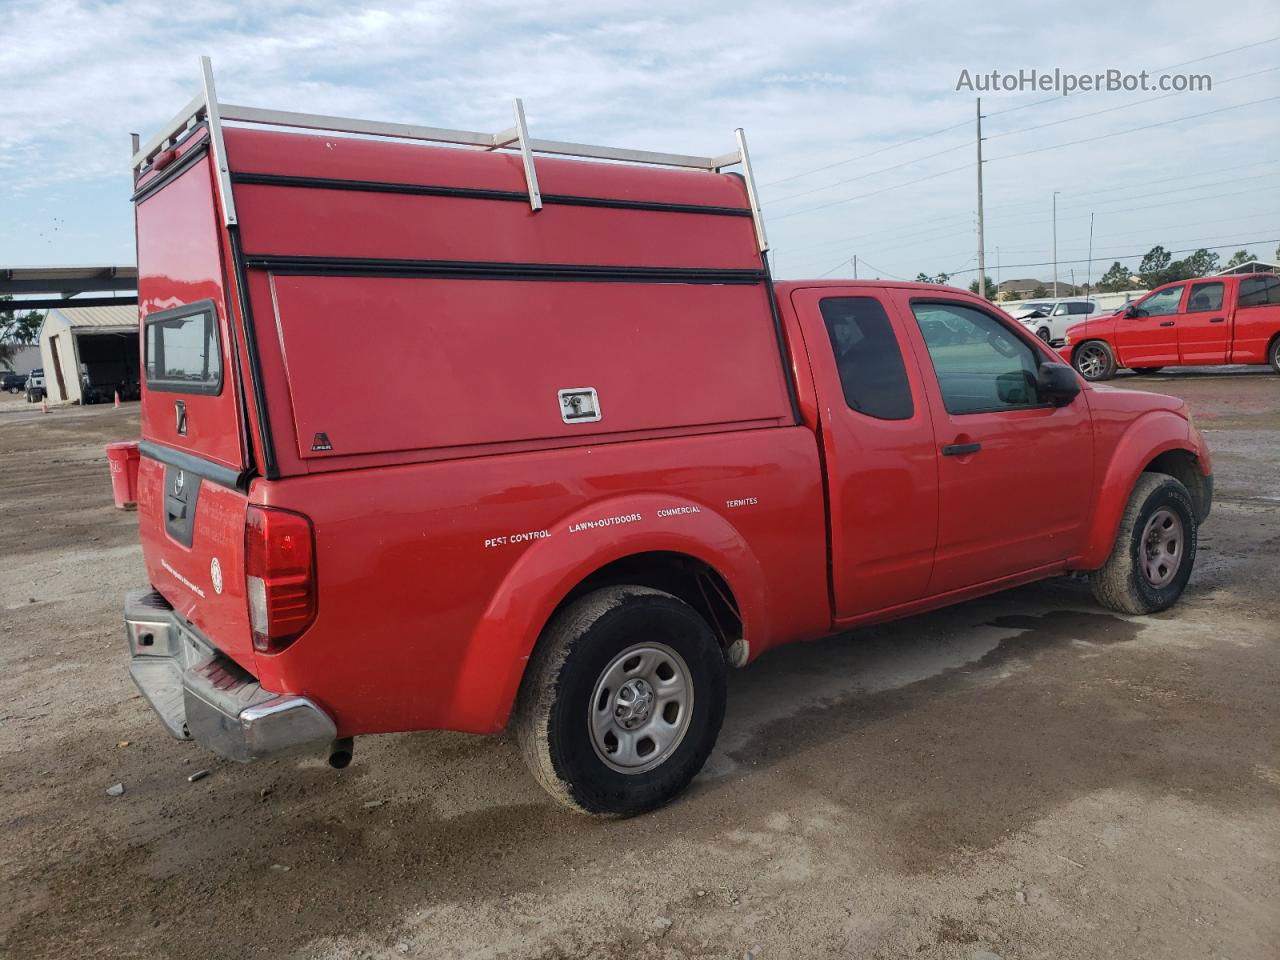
[245,505,316,653]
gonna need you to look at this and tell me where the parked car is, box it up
[1,371,26,393]
[25,368,45,402]
[1062,274,1280,380]
[120,78,1214,817]
[1011,298,1103,345]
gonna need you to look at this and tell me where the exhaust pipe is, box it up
[327,737,354,769]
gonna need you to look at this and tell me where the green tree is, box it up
[0,296,44,368]
[1098,261,1132,292]
[914,272,951,285]
[1138,246,1173,287]
[1031,284,1048,298]
[968,275,997,299]
[1224,249,1256,270]
[1179,248,1220,278]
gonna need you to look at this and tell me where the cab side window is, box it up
[911,302,1042,414]
[1239,275,1280,308]
[1135,286,1184,317]
[1186,282,1224,313]
[819,297,914,420]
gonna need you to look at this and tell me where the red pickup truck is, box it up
[122,66,1213,816]
[1064,273,1280,380]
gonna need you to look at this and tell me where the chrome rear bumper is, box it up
[124,588,335,762]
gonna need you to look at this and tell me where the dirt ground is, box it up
[1,370,1278,960]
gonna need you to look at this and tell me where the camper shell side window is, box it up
[144,299,223,396]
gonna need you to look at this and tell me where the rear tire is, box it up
[1073,340,1117,381]
[1131,367,1163,375]
[1036,327,1051,343]
[516,585,726,817]
[1090,473,1197,615]
[1269,336,1280,374]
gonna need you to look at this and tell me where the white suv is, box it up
[1011,298,1102,345]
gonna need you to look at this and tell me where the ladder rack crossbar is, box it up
[129,57,769,252]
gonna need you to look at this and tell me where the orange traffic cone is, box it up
[113,390,121,409]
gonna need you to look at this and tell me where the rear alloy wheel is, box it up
[516,585,726,817]
[1270,336,1280,374]
[1073,340,1116,381]
[1090,473,1197,615]
[1131,367,1163,375]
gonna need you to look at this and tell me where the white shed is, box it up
[38,304,140,404]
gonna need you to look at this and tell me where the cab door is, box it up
[1114,284,1184,367]
[1177,280,1229,365]
[893,294,1094,595]
[790,288,939,619]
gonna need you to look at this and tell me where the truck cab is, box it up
[119,61,1214,817]
[1064,273,1280,379]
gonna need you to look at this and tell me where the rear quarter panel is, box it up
[251,426,830,736]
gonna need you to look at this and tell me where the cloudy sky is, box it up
[2,0,1277,287]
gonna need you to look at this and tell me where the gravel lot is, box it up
[1,371,1278,960]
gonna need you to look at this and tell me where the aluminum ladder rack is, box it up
[131,57,769,253]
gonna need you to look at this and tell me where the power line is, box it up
[946,239,1278,275]
[982,35,1280,120]
[771,162,972,222]
[988,95,1280,163]
[766,141,970,205]
[758,119,970,188]
[981,159,1280,213]
[759,36,1280,199]
[984,64,1280,143]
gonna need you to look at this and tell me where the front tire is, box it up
[1073,340,1117,381]
[1090,473,1198,615]
[516,585,726,817]
[1036,327,1051,344]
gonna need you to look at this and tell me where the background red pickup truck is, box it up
[122,81,1213,816]
[1064,273,1280,380]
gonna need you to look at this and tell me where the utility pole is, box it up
[853,255,858,279]
[975,98,986,298]
[1085,212,1095,300]
[996,246,1001,290]
[1052,191,1060,297]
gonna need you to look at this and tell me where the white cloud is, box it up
[1,0,1277,274]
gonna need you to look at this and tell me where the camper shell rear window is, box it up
[144,300,222,395]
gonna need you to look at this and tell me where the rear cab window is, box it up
[819,297,913,420]
[1238,275,1280,308]
[144,300,222,395]
[910,301,1044,414]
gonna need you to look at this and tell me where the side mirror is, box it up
[1037,362,1081,407]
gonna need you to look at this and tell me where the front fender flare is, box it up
[445,493,768,733]
[1078,410,1196,569]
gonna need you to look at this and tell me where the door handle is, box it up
[1158,321,1175,327]
[942,442,982,457]
[1208,317,1225,323]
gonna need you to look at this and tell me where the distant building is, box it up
[37,304,139,404]
[997,278,1078,298]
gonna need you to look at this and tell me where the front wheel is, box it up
[1090,473,1198,615]
[1036,327,1051,343]
[516,585,726,817]
[1073,340,1117,381]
